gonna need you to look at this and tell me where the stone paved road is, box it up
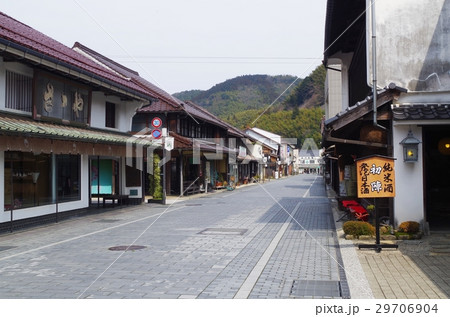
[0,174,348,299]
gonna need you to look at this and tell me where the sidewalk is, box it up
[328,183,450,299]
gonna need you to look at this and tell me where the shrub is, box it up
[398,221,420,234]
[343,221,375,237]
[379,225,392,235]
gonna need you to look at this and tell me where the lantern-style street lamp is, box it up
[400,130,421,162]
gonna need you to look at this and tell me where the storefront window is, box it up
[4,152,52,210]
[4,152,81,210]
[57,155,81,202]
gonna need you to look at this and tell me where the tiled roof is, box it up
[169,131,192,149]
[73,42,181,107]
[137,99,244,136]
[0,11,156,101]
[138,100,180,112]
[0,112,153,145]
[392,103,450,120]
[184,101,245,136]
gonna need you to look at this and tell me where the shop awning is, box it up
[322,86,405,149]
[0,113,158,155]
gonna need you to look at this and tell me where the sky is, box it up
[1,0,327,94]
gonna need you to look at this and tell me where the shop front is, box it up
[0,117,153,228]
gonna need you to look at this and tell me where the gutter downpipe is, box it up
[371,0,378,126]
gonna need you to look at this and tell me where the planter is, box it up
[344,232,422,240]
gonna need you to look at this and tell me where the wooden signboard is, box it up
[356,155,395,198]
[356,155,397,252]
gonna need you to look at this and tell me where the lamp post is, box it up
[400,130,421,162]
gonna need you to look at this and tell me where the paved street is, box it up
[0,174,348,299]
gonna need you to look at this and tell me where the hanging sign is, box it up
[151,117,163,128]
[164,136,174,151]
[355,155,395,198]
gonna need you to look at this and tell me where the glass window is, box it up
[5,70,33,112]
[3,152,81,211]
[105,102,116,128]
[4,152,52,210]
[57,155,81,202]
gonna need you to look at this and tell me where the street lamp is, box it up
[400,129,421,162]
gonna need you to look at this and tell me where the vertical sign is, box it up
[356,155,395,198]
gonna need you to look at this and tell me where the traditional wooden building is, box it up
[0,12,159,229]
[322,0,450,232]
[133,99,248,196]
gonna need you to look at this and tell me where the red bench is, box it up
[338,200,369,222]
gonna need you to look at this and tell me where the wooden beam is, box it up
[325,136,390,148]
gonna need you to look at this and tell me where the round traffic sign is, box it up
[152,129,162,139]
[151,117,162,128]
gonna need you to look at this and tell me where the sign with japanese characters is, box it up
[356,155,395,198]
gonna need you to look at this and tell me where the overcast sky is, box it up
[2,0,327,94]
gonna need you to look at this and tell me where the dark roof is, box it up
[184,101,245,137]
[135,100,180,113]
[324,87,405,131]
[392,104,450,120]
[169,131,192,150]
[73,42,181,107]
[0,11,156,101]
[138,99,244,137]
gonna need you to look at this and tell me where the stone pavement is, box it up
[1,175,449,300]
[329,185,450,299]
[0,175,348,299]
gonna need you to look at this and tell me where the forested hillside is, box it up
[173,75,296,117]
[173,65,326,146]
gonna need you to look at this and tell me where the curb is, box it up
[326,181,375,299]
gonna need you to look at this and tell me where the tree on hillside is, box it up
[284,65,325,108]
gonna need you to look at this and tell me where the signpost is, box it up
[355,155,398,252]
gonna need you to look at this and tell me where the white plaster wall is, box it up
[117,100,142,132]
[90,92,141,132]
[393,125,425,227]
[368,0,449,91]
[325,64,342,119]
[90,91,106,129]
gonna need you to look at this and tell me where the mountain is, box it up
[173,74,297,117]
[173,66,326,146]
[283,65,326,109]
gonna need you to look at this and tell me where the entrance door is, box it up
[90,158,119,195]
[423,126,450,230]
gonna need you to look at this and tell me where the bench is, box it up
[102,194,129,208]
[336,198,370,222]
[183,181,200,195]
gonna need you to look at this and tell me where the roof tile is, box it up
[0,11,155,100]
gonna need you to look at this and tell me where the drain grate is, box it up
[0,246,17,252]
[290,280,341,298]
[198,228,248,235]
[108,245,147,251]
[185,203,202,206]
